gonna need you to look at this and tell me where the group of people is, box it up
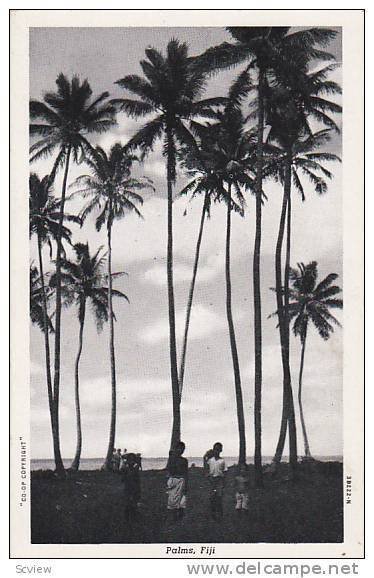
[166,441,250,521]
[116,441,250,525]
[111,448,142,473]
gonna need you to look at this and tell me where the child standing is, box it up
[235,463,250,516]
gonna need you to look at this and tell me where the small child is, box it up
[235,463,250,516]
[122,453,141,524]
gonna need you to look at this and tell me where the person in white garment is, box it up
[206,442,226,519]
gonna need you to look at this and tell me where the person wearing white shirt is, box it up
[207,442,226,519]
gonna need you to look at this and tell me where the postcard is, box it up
[10,9,364,559]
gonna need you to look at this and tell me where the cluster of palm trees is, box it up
[29,27,343,484]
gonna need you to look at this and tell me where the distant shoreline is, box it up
[30,455,343,472]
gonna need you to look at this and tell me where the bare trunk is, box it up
[225,186,246,464]
[284,184,298,475]
[272,151,298,475]
[253,67,265,487]
[104,215,117,469]
[273,175,289,466]
[298,333,312,458]
[179,193,208,398]
[37,235,54,439]
[52,145,72,474]
[166,130,181,451]
[70,300,85,471]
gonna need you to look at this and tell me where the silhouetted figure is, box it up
[122,452,141,525]
[135,453,142,470]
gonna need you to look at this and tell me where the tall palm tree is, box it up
[267,130,341,467]
[51,243,128,471]
[71,143,153,469]
[185,107,255,465]
[219,108,256,466]
[112,39,227,450]
[288,262,343,459]
[265,63,341,471]
[197,26,337,486]
[30,74,116,473]
[29,173,79,441]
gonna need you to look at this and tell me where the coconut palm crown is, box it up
[29,173,80,252]
[30,74,117,171]
[288,261,343,341]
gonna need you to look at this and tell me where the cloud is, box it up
[143,252,224,287]
[140,304,226,344]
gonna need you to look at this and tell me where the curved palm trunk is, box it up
[70,300,86,471]
[52,144,72,474]
[37,235,54,437]
[298,332,312,459]
[284,186,298,475]
[272,152,297,475]
[253,66,265,487]
[226,185,246,465]
[272,176,289,466]
[179,193,208,398]
[104,215,118,470]
[167,133,181,451]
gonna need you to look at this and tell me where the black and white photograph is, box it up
[10,9,364,559]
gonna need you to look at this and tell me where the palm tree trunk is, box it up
[166,130,181,451]
[70,300,85,471]
[272,152,298,475]
[104,214,117,470]
[253,66,265,487]
[284,180,298,476]
[273,176,289,466]
[225,185,246,465]
[298,332,312,459]
[37,235,54,439]
[179,193,208,398]
[52,144,72,475]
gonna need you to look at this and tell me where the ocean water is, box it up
[30,455,342,471]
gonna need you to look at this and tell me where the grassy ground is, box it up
[31,461,343,544]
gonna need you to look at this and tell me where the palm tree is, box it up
[196,26,338,486]
[265,63,341,471]
[51,243,128,471]
[288,262,343,459]
[29,173,79,441]
[184,106,255,465]
[30,74,116,473]
[112,39,227,450]
[71,143,153,469]
[265,129,341,469]
[219,108,256,466]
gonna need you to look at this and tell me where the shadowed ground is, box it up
[31,461,343,544]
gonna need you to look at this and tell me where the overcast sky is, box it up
[29,27,342,460]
